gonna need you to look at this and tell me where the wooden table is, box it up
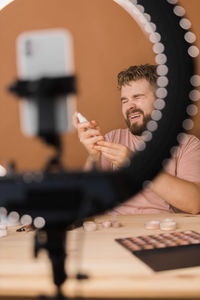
[1,214,200,299]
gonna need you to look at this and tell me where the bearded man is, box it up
[73,64,200,215]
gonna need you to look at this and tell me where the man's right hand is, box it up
[73,112,104,161]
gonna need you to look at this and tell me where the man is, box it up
[73,64,200,214]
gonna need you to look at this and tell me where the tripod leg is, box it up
[35,228,67,299]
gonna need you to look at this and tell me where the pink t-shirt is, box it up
[101,129,200,214]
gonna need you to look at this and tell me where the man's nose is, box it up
[127,101,137,110]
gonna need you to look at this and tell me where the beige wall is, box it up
[0,0,199,171]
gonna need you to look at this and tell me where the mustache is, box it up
[126,108,144,118]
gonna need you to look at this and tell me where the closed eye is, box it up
[134,94,145,100]
[121,99,128,104]
[121,98,128,104]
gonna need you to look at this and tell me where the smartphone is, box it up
[16,28,76,136]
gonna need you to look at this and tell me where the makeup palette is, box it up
[116,231,200,271]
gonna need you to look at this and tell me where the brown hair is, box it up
[117,64,158,89]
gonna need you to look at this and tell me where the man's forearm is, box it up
[151,172,200,214]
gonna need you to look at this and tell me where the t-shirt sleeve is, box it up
[176,135,200,182]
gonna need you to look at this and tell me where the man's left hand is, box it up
[94,141,131,168]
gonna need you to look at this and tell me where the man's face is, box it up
[121,79,156,136]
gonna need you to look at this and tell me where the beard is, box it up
[125,108,151,136]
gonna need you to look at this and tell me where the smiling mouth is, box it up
[129,113,141,122]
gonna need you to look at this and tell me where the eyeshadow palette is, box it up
[116,231,200,271]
